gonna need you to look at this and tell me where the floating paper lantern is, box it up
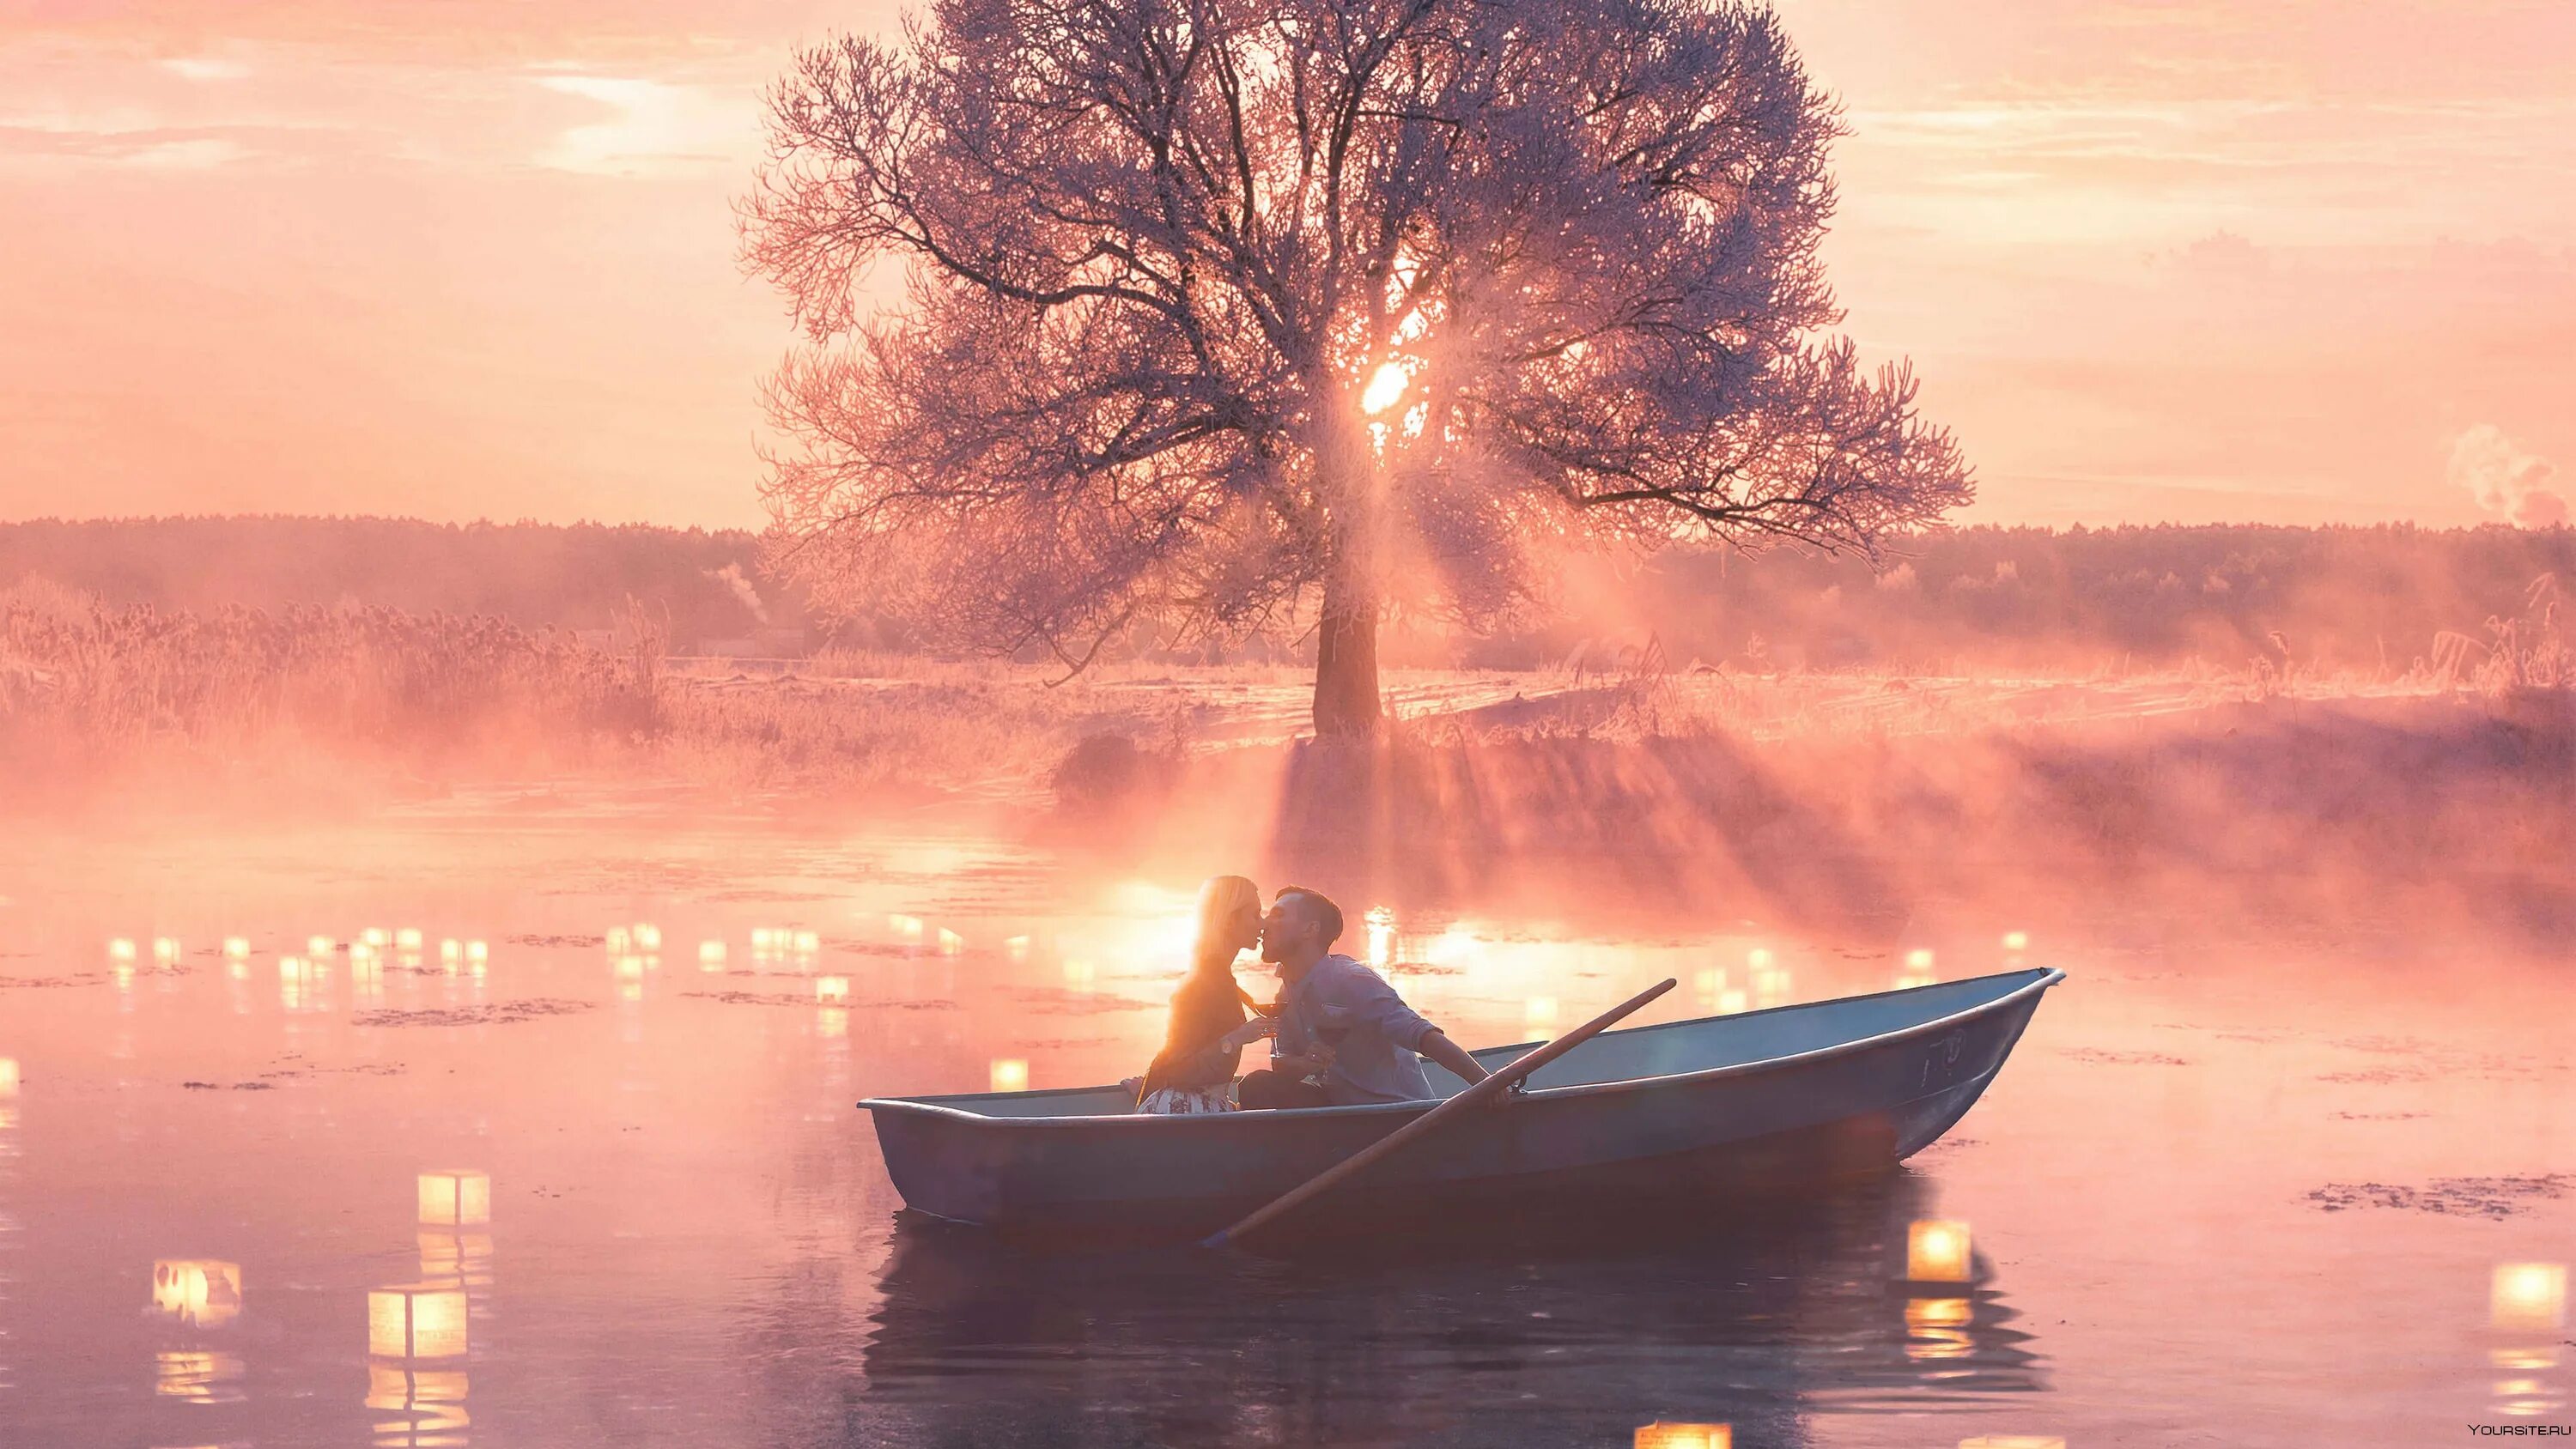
[634,923,662,951]
[368,1283,468,1360]
[605,926,631,955]
[150,1259,244,1328]
[1063,959,1097,992]
[937,928,965,955]
[1005,935,1031,962]
[1634,1425,1729,1449]
[750,926,775,950]
[417,1171,491,1228]
[816,977,849,1004]
[439,939,461,965]
[464,941,488,965]
[793,930,820,955]
[153,937,182,965]
[1747,947,1773,970]
[308,935,335,956]
[2002,931,2030,952]
[279,955,311,983]
[109,937,137,962]
[362,928,390,949]
[351,941,378,964]
[698,940,726,968]
[614,955,646,982]
[990,1058,1029,1093]
[2494,1263,2567,1335]
[1524,997,1559,1038]
[223,937,250,960]
[396,928,423,950]
[1906,1295,1973,1361]
[1906,948,1935,971]
[889,914,924,943]
[1909,1219,1973,1282]
[0,1057,15,1095]
[1718,989,1747,1015]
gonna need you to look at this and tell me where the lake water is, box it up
[0,806,2568,1447]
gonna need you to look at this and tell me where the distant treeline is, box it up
[3,516,2568,675]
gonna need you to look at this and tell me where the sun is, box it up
[1360,361,1410,415]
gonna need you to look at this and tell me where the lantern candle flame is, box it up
[1909,1219,1974,1282]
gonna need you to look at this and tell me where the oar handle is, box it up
[1201,977,1676,1249]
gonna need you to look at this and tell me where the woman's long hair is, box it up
[1192,875,1260,971]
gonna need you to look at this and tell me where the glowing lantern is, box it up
[989,1058,1029,1093]
[1909,1219,1973,1282]
[750,927,775,950]
[1906,948,1935,971]
[1005,935,1030,962]
[1693,969,1724,1010]
[937,927,965,955]
[1718,989,1747,1015]
[417,1171,491,1228]
[698,940,726,968]
[109,937,137,962]
[1747,947,1773,971]
[1063,959,1097,991]
[1364,906,1397,966]
[362,928,390,949]
[2494,1263,2567,1335]
[1634,1425,1730,1449]
[223,937,250,960]
[793,930,820,955]
[889,914,924,943]
[0,1058,15,1095]
[2002,931,2030,952]
[438,939,460,966]
[308,935,335,956]
[396,928,423,951]
[1906,1295,1973,1361]
[465,941,487,965]
[605,926,631,955]
[816,976,849,1004]
[150,1259,244,1328]
[368,1283,468,1360]
[279,955,310,983]
[153,936,182,965]
[1524,997,1559,1039]
[634,923,662,951]
[818,1007,848,1039]
[351,941,378,964]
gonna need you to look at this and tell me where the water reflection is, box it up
[368,1364,469,1448]
[155,1349,246,1404]
[2488,1262,2569,1418]
[855,1173,2042,1446]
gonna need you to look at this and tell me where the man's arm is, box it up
[1416,1028,1490,1086]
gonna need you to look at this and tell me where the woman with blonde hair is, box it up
[1133,875,1274,1114]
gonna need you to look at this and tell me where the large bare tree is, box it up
[743,0,1969,737]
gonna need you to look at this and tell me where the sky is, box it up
[0,0,2569,530]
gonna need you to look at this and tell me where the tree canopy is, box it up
[743,0,1970,733]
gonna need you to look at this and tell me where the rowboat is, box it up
[859,967,2063,1239]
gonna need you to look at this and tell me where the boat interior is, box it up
[872,968,2054,1120]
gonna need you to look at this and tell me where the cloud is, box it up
[531,73,757,176]
[2448,424,2567,528]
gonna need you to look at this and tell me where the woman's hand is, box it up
[1220,1017,1279,1050]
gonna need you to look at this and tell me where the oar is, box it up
[1200,976,1676,1250]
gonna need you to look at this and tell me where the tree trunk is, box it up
[1312,571,1382,738]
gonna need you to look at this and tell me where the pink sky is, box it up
[2,0,2569,530]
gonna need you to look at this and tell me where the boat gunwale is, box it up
[857,967,2066,1129]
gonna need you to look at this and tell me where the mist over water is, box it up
[0,804,2567,1447]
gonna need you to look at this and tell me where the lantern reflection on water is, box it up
[2002,931,2030,952]
[418,1171,492,1228]
[1634,1424,1729,1449]
[1960,1439,2066,1449]
[793,930,820,955]
[155,1349,246,1403]
[309,935,335,956]
[890,914,924,943]
[1909,1219,1974,1282]
[818,1006,849,1039]
[1364,906,1397,966]
[990,1058,1030,1093]
[0,1057,15,1095]
[150,1259,243,1328]
[634,922,663,951]
[369,1283,469,1360]
[1905,1295,1973,1361]
[2494,1262,2567,1335]
[368,1363,471,1448]
[418,1230,495,1289]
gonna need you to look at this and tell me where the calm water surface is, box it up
[0,808,2568,1447]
